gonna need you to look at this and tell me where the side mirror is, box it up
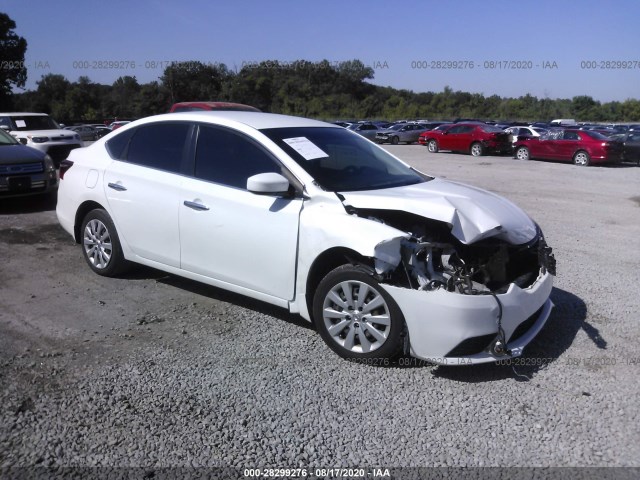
[247,172,291,196]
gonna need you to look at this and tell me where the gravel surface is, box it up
[1,149,639,476]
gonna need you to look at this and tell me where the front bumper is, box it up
[383,270,554,365]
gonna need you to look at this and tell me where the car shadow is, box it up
[121,265,314,331]
[113,266,596,378]
[428,287,593,382]
[0,192,57,214]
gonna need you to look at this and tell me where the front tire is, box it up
[470,142,484,157]
[81,209,128,276]
[312,265,405,360]
[391,136,399,145]
[573,150,591,166]
[427,139,439,153]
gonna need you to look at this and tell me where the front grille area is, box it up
[445,333,496,357]
[508,306,544,343]
[0,162,44,175]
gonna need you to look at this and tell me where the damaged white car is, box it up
[56,112,556,365]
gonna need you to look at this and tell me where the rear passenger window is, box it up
[195,125,281,189]
[125,123,190,173]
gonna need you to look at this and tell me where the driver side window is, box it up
[195,125,282,189]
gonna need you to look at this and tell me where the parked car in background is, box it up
[418,121,448,131]
[505,126,548,146]
[169,101,261,113]
[530,122,549,129]
[347,122,380,141]
[69,125,100,142]
[610,131,640,165]
[375,123,426,145]
[56,111,555,365]
[549,119,577,127]
[108,121,131,131]
[419,124,454,146]
[419,123,512,156]
[513,129,623,166]
[0,112,84,167]
[95,127,112,139]
[0,128,58,198]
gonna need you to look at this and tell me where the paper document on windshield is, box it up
[283,137,329,160]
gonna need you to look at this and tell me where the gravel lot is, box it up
[1,147,639,477]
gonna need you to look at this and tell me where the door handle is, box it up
[183,200,209,211]
[108,182,127,191]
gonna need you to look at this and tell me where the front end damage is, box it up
[350,208,556,365]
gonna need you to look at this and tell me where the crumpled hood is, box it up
[340,178,538,245]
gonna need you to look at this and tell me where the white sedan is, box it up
[56,112,556,365]
[505,126,548,144]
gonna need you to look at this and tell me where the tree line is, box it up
[7,59,640,125]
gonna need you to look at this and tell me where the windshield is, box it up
[387,124,405,131]
[0,129,19,145]
[5,115,60,131]
[260,127,430,192]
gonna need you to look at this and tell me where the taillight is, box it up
[59,159,74,179]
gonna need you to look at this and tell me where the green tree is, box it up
[160,61,231,104]
[0,13,28,109]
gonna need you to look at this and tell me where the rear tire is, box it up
[81,209,129,276]
[470,142,484,157]
[573,150,591,166]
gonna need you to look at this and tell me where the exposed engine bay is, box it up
[350,208,556,294]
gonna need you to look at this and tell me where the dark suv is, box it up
[0,128,58,198]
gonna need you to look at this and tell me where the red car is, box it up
[419,122,512,156]
[512,129,623,166]
[169,101,261,113]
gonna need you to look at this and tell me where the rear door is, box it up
[104,122,192,267]
[556,130,581,161]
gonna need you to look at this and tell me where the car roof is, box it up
[138,111,333,130]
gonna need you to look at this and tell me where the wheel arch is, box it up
[304,247,371,318]
[73,200,108,243]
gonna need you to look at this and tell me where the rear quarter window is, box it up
[106,123,191,174]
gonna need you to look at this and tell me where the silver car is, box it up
[347,123,380,141]
[375,123,426,145]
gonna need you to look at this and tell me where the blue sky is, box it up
[3,0,639,102]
